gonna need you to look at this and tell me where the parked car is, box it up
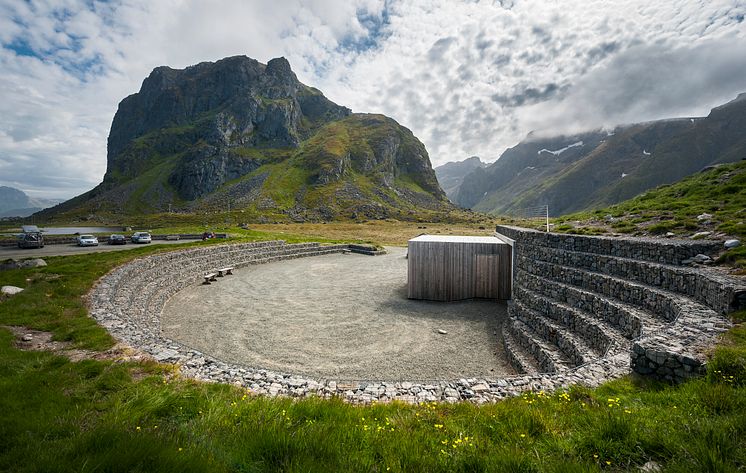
[16,225,44,249]
[131,232,152,244]
[108,234,127,245]
[77,234,99,246]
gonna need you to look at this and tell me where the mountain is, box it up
[456,93,746,216]
[555,159,746,243]
[43,56,449,222]
[434,156,485,202]
[0,186,63,218]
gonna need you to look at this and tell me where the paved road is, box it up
[1,239,198,259]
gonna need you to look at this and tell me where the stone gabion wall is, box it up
[527,244,743,314]
[88,238,650,403]
[86,230,743,402]
[496,225,743,384]
[496,225,723,265]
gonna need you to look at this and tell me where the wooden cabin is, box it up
[407,235,511,301]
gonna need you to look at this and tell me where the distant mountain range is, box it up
[434,156,485,201]
[0,186,63,218]
[41,55,450,222]
[442,93,746,216]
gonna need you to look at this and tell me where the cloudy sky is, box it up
[1,0,745,199]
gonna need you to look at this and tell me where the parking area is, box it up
[0,239,191,259]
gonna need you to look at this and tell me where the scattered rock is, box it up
[437,329,448,335]
[690,231,711,239]
[639,460,662,472]
[665,232,675,237]
[724,239,741,249]
[20,258,47,268]
[21,334,33,342]
[1,286,23,295]
[696,213,713,221]
[154,349,179,361]
[472,383,489,393]
[682,254,712,265]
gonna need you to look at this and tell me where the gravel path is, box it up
[161,247,513,381]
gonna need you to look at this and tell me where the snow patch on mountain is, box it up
[538,141,584,156]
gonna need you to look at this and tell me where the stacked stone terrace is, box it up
[90,240,539,403]
[87,232,745,403]
[496,225,745,383]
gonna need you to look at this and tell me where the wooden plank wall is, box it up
[407,240,512,301]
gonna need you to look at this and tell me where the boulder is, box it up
[20,258,47,268]
[724,239,741,249]
[1,285,24,295]
[690,231,711,239]
[682,254,712,265]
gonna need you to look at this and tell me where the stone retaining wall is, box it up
[86,230,743,403]
[496,225,743,384]
[495,225,723,265]
[87,239,639,403]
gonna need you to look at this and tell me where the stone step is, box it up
[513,285,627,354]
[233,248,345,268]
[526,245,744,314]
[517,255,721,324]
[515,268,659,338]
[509,299,599,365]
[504,319,573,374]
[501,324,541,374]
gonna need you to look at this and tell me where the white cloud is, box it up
[517,36,746,136]
[0,0,745,198]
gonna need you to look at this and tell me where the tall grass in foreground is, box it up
[0,236,744,472]
[1,332,744,472]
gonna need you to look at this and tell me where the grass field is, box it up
[1,224,745,471]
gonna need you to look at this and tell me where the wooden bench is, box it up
[217,267,234,277]
[203,273,218,284]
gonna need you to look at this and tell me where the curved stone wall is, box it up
[496,225,745,383]
[87,231,745,403]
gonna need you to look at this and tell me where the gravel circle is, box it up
[161,247,513,381]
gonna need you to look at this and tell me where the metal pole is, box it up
[546,205,549,232]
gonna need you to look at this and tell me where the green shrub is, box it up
[648,222,674,235]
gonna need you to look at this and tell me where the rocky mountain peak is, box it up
[50,54,450,221]
[105,55,351,181]
[265,56,294,79]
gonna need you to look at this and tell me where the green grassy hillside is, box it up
[554,160,746,268]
